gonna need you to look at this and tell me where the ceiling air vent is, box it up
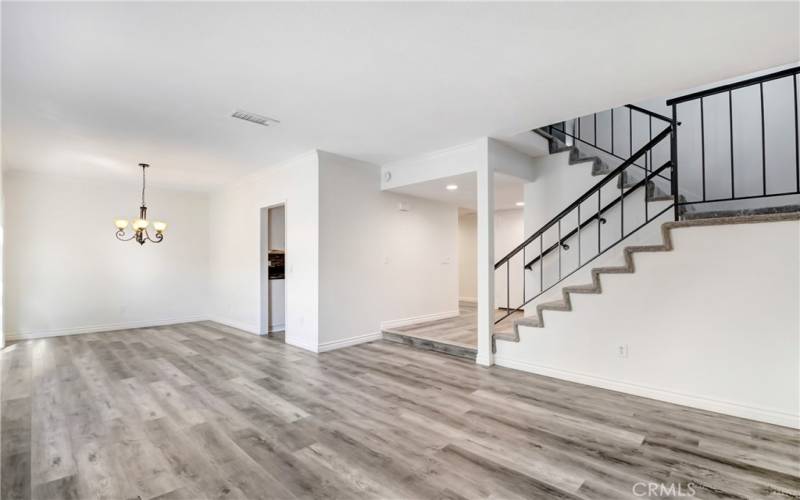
[231,110,280,127]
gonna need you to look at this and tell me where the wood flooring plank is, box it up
[2,322,798,500]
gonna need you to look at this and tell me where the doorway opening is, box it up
[260,203,286,341]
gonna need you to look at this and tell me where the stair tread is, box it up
[593,266,631,274]
[626,244,668,254]
[515,317,541,328]
[538,299,569,311]
[563,284,599,294]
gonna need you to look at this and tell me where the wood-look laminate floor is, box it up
[2,321,798,500]
[383,302,522,349]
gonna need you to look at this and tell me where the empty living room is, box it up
[2,2,799,499]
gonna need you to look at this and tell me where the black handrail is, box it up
[495,125,672,269]
[548,123,672,184]
[666,66,800,106]
[494,157,675,324]
[667,65,800,211]
[624,104,672,124]
[545,103,673,184]
[523,161,672,270]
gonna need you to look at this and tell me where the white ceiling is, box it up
[2,2,798,190]
[387,172,525,212]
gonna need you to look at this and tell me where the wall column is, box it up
[476,142,495,366]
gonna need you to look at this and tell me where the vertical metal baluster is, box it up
[611,108,615,155]
[620,172,625,238]
[644,160,649,222]
[644,116,653,173]
[522,247,526,303]
[729,90,735,199]
[671,107,680,221]
[557,219,562,280]
[506,263,510,313]
[701,97,706,201]
[539,235,543,293]
[795,75,799,193]
[644,116,656,222]
[597,191,602,254]
[594,113,597,147]
[760,82,766,195]
[629,107,633,159]
[577,204,582,266]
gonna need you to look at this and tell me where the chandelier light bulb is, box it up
[114,219,129,229]
[132,218,149,230]
[153,221,167,232]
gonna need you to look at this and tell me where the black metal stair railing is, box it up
[546,103,673,183]
[495,125,676,324]
[666,65,800,211]
[494,65,799,327]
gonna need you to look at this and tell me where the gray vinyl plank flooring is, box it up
[1,322,798,500]
[382,302,522,350]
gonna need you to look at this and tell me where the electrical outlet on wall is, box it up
[617,344,629,358]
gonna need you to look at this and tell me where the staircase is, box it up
[532,126,674,202]
[494,65,800,349]
[494,215,750,344]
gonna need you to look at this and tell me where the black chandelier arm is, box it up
[115,229,136,241]
[144,228,164,243]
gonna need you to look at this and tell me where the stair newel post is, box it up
[670,107,679,222]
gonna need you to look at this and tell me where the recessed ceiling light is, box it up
[446,184,459,191]
[515,201,525,207]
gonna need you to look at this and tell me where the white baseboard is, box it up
[494,356,800,429]
[5,315,210,341]
[380,310,459,330]
[206,316,260,336]
[285,336,319,353]
[459,297,478,303]
[318,332,382,353]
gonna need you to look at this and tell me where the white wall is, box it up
[461,210,526,309]
[209,151,319,351]
[318,151,459,351]
[458,213,478,301]
[4,171,210,339]
[496,218,800,428]
[268,205,286,250]
[381,141,484,191]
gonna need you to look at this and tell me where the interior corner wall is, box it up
[317,151,459,351]
[3,170,210,339]
[458,213,478,301]
[208,151,319,352]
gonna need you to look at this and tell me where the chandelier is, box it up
[114,163,166,245]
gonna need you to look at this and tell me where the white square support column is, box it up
[476,149,495,366]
